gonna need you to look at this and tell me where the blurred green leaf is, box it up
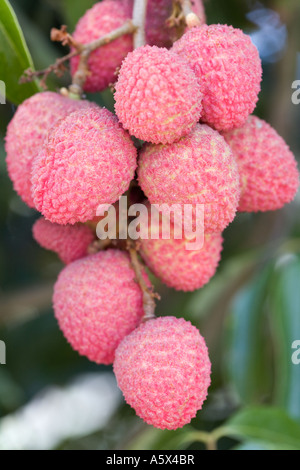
[233,440,284,451]
[126,426,187,451]
[185,251,257,321]
[60,0,96,31]
[219,406,300,450]
[269,255,300,422]
[0,0,40,103]
[0,369,24,413]
[224,266,272,404]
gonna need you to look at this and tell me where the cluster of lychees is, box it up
[4,0,299,430]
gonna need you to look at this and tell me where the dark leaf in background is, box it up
[0,0,40,104]
[224,266,273,404]
[219,406,300,450]
[269,254,300,422]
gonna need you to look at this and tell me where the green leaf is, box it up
[233,440,287,451]
[224,266,272,404]
[269,255,300,422]
[0,0,40,104]
[185,251,258,321]
[219,407,300,450]
[60,0,97,31]
[125,427,187,451]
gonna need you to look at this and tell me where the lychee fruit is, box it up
[31,104,137,225]
[138,123,240,233]
[172,24,262,131]
[222,116,300,212]
[70,1,133,92]
[114,45,203,144]
[5,92,90,208]
[53,249,150,365]
[33,217,95,264]
[140,228,223,291]
[114,316,211,430]
[123,0,206,48]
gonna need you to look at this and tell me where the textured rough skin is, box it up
[70,1,133,92]
[33,217,95,264]
[140,230,223,291]
[31,104,137,225]
[122,0,206,48]
[114,316,211,430]
[222,116,300,212]
[114,45,202,144]
[5,92,89,207]
[172,24,262,131]
[53,249,149,364]
[138,124,240,232]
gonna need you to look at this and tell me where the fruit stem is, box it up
[69,20,137,98]
[20,21,136,95]
[179,0,202,27]
[126,239,159,322]
[132,0,148,49]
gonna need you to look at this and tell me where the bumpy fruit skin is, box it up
[222,116,300,212]
[53,249,150,365]
[33,217,95,264]
[123,0,206,48]
[5,92,88,208]
[70,1,133,92]
[31,104,137,225]
[138,124,240,232]
[140,231,223,292]
[172,24,262,131]
[114,316,211,430]
[114,45,202,144]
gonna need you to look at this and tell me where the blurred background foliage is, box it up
[0,0,300,450]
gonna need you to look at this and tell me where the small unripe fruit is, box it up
[33,217,95,264]
[53,249,150,365]
[114,316,211,430]
[114,45,203,144]
[70,1,133,92]
[222,116,300,212]
[138,124,240,233]
[31,104,137,225]
[5,92,89,207]
[172,24,262,131]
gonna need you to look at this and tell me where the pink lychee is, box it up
[222,116,300,212]
[33,217,95,264]
[31,104,137,225]
[70,1,133,92]
[5,92,90,208]
[140,228,223,291]
[53,249,150,365]
[114,45,203,144]
[172,24,262,131]
[123,0,206,48]
[138,123,240,233]
[114,316,211,430]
